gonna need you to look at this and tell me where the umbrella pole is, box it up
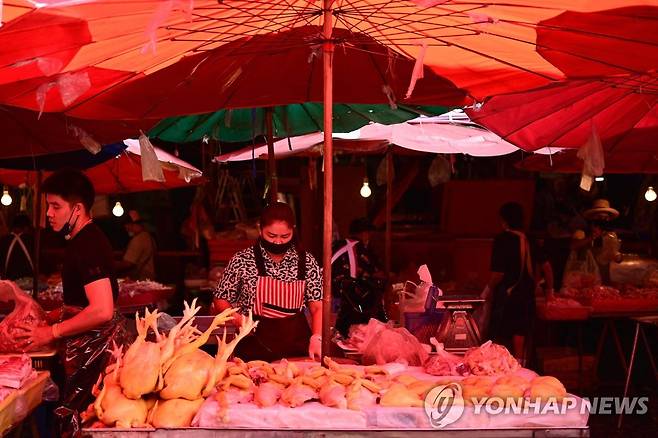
[321,0,334,361]
[385,151,392,278]
[266,107,278,203]
[32,171,42,297]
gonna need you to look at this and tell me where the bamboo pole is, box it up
[321,0,334,360]
[32,171,42,297]
[385,152,392,278]
[265,107,278,203]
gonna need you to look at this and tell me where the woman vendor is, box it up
[213,202,323,362]
[15,170,125,437]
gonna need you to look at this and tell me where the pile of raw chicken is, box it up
[85,301,568,429]
[83,300,257,428]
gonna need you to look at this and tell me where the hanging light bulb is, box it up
[112,201,125,217]
[360,179,372,198]
[645,186,657,202]
[1,188,12,206]
[595,176,605,182]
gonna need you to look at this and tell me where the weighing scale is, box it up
[433,295,484,353]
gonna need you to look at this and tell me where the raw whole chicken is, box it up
[150,398,204,428]
[254,382,283,407]
[120,309,163,399]
[346,380,378,411]
[159,349,214,400]
[94,345,148,428]
[379,383,423,407]
[280,380,317,407]
[319,378,347,409]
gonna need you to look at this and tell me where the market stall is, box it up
[74,300,589,436]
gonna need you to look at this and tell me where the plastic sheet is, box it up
[55,312,129,438]
[138,133,165,182]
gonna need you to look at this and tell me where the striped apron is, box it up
[234,244,311,362]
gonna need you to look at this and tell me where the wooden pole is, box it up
[385,152,393,278]
[265,107,278,203]
[32,171,42,297]
[321,0,334,360]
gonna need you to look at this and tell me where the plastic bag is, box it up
[424,339,465,376]
[361,325,428,366]
[577,124,604,191]
[0,281,51,353]
[138,133,165,182]
[55,311,129,438]
[345,318,391,352]
[563,249,601,289]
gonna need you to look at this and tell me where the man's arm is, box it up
[55,278,114,337]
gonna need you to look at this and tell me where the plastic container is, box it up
[403,311,445,344]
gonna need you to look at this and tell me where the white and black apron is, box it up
[234,245,311,362]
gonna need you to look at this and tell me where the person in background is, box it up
[331,218,387,337]
[532,236,555,300]
[115,211,157,281]
[571,199,622,285]
[0,214,34,280]
[213,202,323,362]
[14,170,125,437]
[486,202,535,364]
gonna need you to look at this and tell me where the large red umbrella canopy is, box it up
[467,74,658,153]
[0,0,655,118]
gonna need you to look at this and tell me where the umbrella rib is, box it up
[298,103,323,133]
[493,80,650,149]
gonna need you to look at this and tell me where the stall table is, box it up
[0,371,49,436]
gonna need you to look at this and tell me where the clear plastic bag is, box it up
[563,249,601,288]
[0,281,51,353]
[361,325,428,366]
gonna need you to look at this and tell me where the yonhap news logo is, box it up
[424,382,650,428]
[424,383,465,428]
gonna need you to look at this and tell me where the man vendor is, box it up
[15,170,125,437]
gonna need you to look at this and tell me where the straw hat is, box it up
[583,199,619,221]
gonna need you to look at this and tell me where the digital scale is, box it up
[433,295,484,354]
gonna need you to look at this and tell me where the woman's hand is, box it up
[308,334,322,361]
[14,323,55,351]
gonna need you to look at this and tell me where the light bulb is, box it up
[595,176,605,182]
[112,201,124,217]
[1,189,12,206]
[645,186,657,202]
[360,180,372,198]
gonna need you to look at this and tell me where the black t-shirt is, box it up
[62,223,119,307]
[490,231,533,291]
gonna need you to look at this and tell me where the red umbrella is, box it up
[467,74,658,153]
[1,1,654,117]
[0,25,466,119]
[0,104,153,158]
[0,139,203,193]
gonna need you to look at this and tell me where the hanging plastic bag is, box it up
[428,155,451,187]
[563,249,601,289]
[138,133,165,182]
[577,124,604,191]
